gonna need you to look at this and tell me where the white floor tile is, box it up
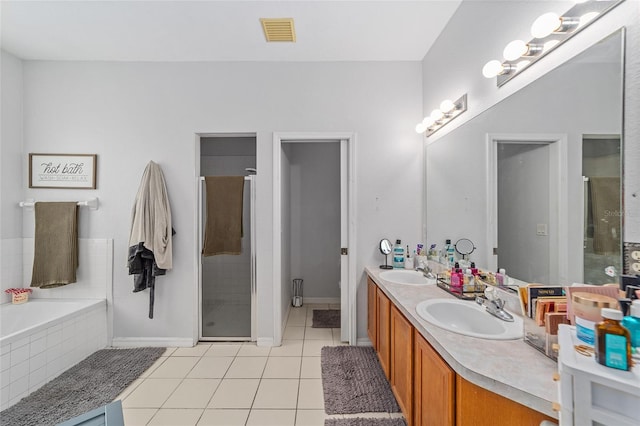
[163,379,220,408]
[147,408,204,426]
[253,379,299,409]
[122,378,182,408]
[332,328,342,342]
[148,357,199,379]
[173,344,211,357]
[295,409,327,426]
[139,357,167,378]
[187,357,233,379]
[207,379,259,409]
[302,340,334,357]
[300,357,321,379]
[237,343,271,357]
[122,408,158,426]
[204,344,242,357]
[197,409,250,426]
[304,327,333,340]
[269,340,304,357]
[225,356,267,378]
[162,348,177,357]
[287,310,307,327]
[246,409,296,426]
[283,326,305,340]
[114,378,144,401]
[263,357,301,379]
[297,379,324,410]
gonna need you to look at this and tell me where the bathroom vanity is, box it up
[366,266,558,426]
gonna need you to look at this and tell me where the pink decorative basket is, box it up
[5,288,32,304]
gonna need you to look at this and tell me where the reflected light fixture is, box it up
[482,0,624,87]
[415,94,467,137]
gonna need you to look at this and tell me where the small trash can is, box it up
[292,278,303,307]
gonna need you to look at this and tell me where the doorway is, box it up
[487,134,567,284]
[273,132,356,346]
[198,135,257,341]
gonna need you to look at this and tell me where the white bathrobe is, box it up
[129,161,173,270]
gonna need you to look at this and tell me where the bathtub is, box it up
[0,298,107,411]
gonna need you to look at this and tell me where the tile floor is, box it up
[117,304,405,425]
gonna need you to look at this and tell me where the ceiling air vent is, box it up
[260,18,296,42]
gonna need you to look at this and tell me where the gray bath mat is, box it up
[321,346,401,414]
[325,418,407,426]
[0,347,165,426]
[313,309,341,328]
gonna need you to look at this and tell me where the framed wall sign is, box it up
[29,153,97,189]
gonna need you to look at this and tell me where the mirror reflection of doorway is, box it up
[497,142,552,284]
[582,135,622,284]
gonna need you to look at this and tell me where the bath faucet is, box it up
[415,266,436,279]
[475,295,514,322]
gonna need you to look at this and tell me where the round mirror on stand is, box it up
[455,238,476,261]
[379,239,393,269]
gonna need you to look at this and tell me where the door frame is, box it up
[272,132,357,346]
[486,133,568,284]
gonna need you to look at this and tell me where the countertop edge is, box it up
[365,266,558,419]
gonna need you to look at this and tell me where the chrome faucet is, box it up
[476,290,514,322]
[415,266,436,279]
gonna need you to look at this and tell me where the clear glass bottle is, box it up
[595,308,632,371]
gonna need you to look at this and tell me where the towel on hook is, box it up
[30,202,79,288]
[202,176,244,256]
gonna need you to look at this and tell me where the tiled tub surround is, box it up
[366,266,558,419]
[0,299,108,411]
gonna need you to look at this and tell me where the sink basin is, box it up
[379,270,435,285]
[415,299,523,340]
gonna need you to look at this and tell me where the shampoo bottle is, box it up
[622,300,640,349]
[595,308,632,371]
[393,239,405,269]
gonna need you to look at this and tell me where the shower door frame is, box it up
[197,175,257,342]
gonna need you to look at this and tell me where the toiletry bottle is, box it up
[470,262,479,276]
[404,246,414,269]
[393,239,405,269]
[622,300,640,349]
[595,308,632,371]
[495,268,504,286]
[444,239,455,266]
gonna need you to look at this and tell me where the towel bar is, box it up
[19,197,99,210]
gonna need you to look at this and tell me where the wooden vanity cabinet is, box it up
[455,377,556,426]
[367,277,377,349]
[376,287,391,379]
[390,305,414,423]
[414,330,455,426]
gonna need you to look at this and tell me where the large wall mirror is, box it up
[426,28,624,286]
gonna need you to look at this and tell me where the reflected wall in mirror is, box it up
[426,29,624,286]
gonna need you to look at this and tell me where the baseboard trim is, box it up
[111,337,195,348]
[357,337,373,346]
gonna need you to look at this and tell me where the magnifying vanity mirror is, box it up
[455,238,476,262]
[426,29,624,286]
[379,238,393,270]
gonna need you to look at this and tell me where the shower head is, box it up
[245,168,257,175]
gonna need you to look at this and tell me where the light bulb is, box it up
[579,11,599,27]
[482,60,503,78]
[430,109,444,121]
[503,40,528,61]
[415,123,427,134]
[531,12,561,38]
[422,116,435,127]
[439,99,455,113]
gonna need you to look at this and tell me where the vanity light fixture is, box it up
[415,94,467,137]
[482,0,624,87]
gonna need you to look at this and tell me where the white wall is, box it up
[421,0,640,247]
[289,142,341,300]
[1,51,24,303]
[18,61,423,343]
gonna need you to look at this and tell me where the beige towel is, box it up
[30,202,78,288]
[590,177,621,254]
[202,176,244,256]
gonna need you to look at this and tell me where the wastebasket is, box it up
[292,278,303,307]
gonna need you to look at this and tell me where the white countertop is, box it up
[366,265,559,419]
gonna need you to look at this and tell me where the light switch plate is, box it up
[623,242,640,275]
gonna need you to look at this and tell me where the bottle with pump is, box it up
[595,308,632,371]
[622,300,640,349]
[393,239,405,269]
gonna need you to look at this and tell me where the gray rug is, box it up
[325,419,407,426]
[321,346,401,414]
[0,347,165,426]
[313,309,340,328]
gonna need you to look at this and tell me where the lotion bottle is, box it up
[622,300,640,349]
